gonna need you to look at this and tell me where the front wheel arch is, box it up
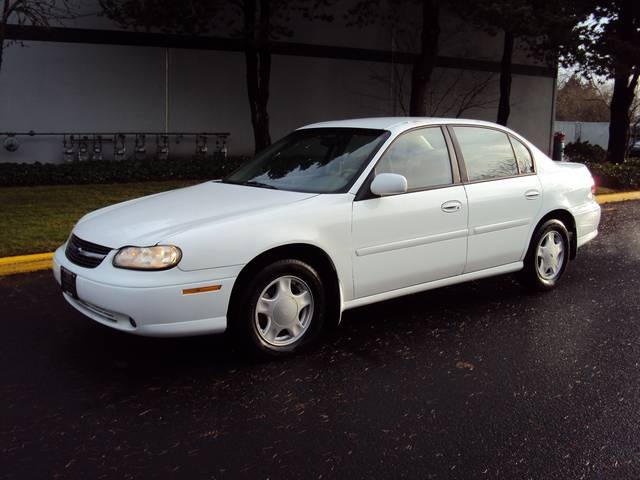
[227,243,342,332]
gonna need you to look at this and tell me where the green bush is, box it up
[0,155,246,187]
[585,158,640,190]
[564,140,640,189]
[564,140,606,164]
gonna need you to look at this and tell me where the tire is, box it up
[231,259,327,357]
[521,219,570,291]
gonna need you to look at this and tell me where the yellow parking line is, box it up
[0,253,53,276]
[596,191,640,204]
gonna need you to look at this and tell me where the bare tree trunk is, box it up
[497,30,514,126]
[409,0,439,116]
[244,0,271,154]
[606,0,638,164]
[607,71,638,164]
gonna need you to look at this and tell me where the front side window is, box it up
[453,127,519,181]
[224,128,389,193]
[375,127,453,190]
[510,136,534,174]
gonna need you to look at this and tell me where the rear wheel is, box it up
[231,259,326,357]
[521,219,570,291]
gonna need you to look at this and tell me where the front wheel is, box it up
[231,259,327,357]
[521,219,570,291]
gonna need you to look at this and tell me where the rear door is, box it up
[352,126,468,298]
[448,125,542,273]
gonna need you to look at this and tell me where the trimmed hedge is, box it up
[0,155,246,187]
[564,140,606,164]
[585,159,640,190]
[563,141,640,190]
[3,150,638,192]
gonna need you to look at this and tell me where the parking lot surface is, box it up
[2,201,639,479]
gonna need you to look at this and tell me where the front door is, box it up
[352,126,468,299]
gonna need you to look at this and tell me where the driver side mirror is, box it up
[370,173,408,196]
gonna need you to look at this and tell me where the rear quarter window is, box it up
[510,136,535,174]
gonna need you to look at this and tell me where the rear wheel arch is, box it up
[530,209,577,260]
[228,243,342,330]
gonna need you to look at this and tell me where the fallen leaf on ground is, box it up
[456,361,475,371]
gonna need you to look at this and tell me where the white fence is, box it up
[554,121,609,149]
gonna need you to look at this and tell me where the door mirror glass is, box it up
[370,173,408,196]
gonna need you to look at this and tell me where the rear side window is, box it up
[453,127,519,181]
[510,136,534,174]
[375,127,453,190]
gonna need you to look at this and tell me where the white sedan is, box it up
[53,118,601,356]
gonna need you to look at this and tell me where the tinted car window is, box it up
[453,127,519,181]
[510,136,534,173]
[375,127,453,190]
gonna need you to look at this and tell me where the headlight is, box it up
[113,245,182,270]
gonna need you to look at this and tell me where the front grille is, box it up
[65,234,112,268]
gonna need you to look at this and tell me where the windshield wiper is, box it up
[220,178,280,190]
[242,180,279,190]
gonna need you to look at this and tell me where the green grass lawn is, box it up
[0,180,200,257]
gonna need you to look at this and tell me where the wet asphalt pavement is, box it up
[2,201,640,479]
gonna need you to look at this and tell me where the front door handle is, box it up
[441,200,462,213]
[525,189,540,200]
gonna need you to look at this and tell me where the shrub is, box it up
[0,155,246,187]
[564,140,606,164]
[585,158,640,190]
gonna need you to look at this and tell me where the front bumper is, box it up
[53,245,241,337]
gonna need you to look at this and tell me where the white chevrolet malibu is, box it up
[53,118,601,356]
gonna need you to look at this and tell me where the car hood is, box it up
[73,181,318,248]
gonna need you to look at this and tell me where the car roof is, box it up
[298,117,503,134]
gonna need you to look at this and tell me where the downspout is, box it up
[549,65,558,156]
[390,26,395,115]
[164,47,170,134]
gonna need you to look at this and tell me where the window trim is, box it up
[446,124,537,185]
[355,125,460,201]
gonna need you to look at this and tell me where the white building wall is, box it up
[0,5,555,164]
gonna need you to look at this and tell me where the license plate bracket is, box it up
[60,266,78,299]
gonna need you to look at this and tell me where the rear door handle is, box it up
[441,200,462,213]
[525,190,540,200]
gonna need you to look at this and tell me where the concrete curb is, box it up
[0,191,638,277]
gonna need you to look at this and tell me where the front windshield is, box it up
[223,128,390,193]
